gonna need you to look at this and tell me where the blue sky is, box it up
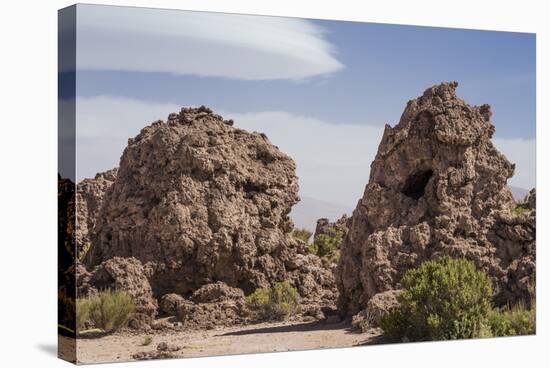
[66,4,536,210]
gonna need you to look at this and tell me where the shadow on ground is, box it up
[218,321,355,337]
[36,343,57,357]
[354,334,391,346]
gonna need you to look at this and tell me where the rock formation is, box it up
[76,168,118,261]
[58,175,76,333]
[79,257,159,328]
[314,215,349,240]
[337,82,535,317]
[79,106,336,327]
[352,290,401,331]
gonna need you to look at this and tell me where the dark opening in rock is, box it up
[402,169,433,200]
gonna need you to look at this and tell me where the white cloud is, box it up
[75,5,343,80]
[74,96,536,211]
[75,97,180,180]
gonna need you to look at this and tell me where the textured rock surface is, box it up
[59,175,76,267]
[175,296,247,329]
[337,82,536,316]
[80,257,158,328]
[82,106,336,326]
[58,175,77,333]
[76,169,118,261]
[314,215,349,240]
[519,188,536,210]
[352,290,401,330]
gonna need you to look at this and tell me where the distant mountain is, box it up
[509,186,530,201]
[290,196,353,233]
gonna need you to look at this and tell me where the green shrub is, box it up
[76,298,91,332]
[87,290,135,333]
[245,288,270,312]
[291,228,312,244]
[246,281,299,320]
[141,336,153,346]
[381,257,493,341]
[488,303,536,337]
[513,206,530,215]
[313,228,344,258]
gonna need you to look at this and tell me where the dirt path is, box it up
[70,320,383,364]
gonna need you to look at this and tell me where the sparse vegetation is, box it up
[513,206,530,215]
[381,257,536,341]
[293,226,344,263]
[245,281,299,320]
[141,336,153,346]
[58,290,76,334]
[314,228,344,259]
[76,290,135,334]
[488,303,536,337]
[76,297,92,332]
[381,257,493,341]
[291,228,312,244]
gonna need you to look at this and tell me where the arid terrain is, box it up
[58,82,535,363]
[61,320,381,364]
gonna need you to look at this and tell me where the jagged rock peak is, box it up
[337,82,535,316]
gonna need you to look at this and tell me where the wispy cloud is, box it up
[74,97,535,209]
[75,5,344,80]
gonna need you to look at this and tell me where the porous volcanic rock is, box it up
[337,82,536,316]
[83,106,336,325]
[352,290,401,331]
[175,295,247,329]
[59,175,76,268]
[82,257,158,328]
[314,215,349,240]
[519,188,536,210]
[76,168,117,261]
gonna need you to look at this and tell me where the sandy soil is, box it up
[68,320,384,364]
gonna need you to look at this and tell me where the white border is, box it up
[0,1,547,367]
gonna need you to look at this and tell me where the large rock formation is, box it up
[337,82,535,316]
[76,168,118,261]
[80,106,335,326]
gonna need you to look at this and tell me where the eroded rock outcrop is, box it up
[352,290,401,330]
[80,106,336,327]
[79,257,158,328]
[76,168,118,261]
[314,215,349,240]
[337,82,535,316]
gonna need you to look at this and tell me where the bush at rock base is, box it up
[77,290,135,334]
[314,228,344,258]
[245,281,299,320]
[512,206,530,215]
[291,228,312,244]
[58,290,76,334]
[76,297,91,332]
[488,303,536,337]
[381,257,493,341]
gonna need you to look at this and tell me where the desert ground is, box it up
[64,320,382,364]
